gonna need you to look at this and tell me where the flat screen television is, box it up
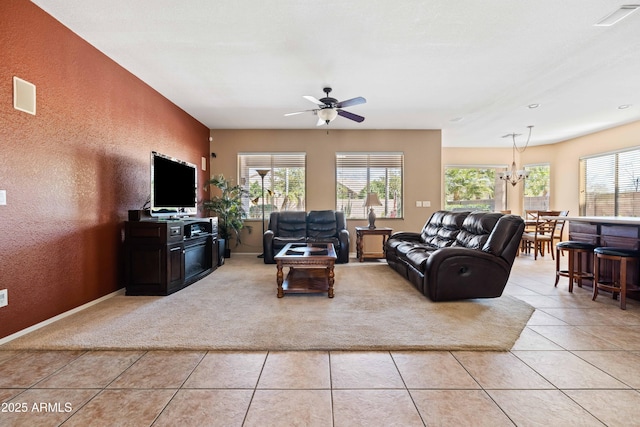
[150,151,197,218]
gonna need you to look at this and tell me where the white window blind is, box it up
[336,152,403,219]
[580,147,640,216]
[444,166,507,212]
[238,153,306,219]
[523,164,550,210]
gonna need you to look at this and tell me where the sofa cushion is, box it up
[395,242,434,257]
[453,212,501,249]
[276,211,307,237]
[421,211,469,247]
[404,247,434,270]
[307,210,338,239]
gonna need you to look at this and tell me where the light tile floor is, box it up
[2,255,640,426]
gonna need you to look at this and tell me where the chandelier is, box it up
[499,125,533,186]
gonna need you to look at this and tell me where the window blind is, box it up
[336,152,404,219]
[580,147,640,216]
[238,153,306,218]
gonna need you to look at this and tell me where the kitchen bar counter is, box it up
[560,216,640,226]
[561,216,640,291]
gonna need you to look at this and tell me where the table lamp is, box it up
[363,192,382,228]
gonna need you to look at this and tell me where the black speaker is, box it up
[128,210,144,221]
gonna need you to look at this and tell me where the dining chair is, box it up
[523,210,539,233]
[520,210,562,260]
[551,210,569,251]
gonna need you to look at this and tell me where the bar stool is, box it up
[592,247,640,310]
[555,241,596,292]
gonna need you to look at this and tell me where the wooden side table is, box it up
[355,226,393,262]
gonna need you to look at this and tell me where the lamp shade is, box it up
[363,192,382,207]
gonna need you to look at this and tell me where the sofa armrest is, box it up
[338,229,350,263]
[424,247,510,301]
[263,230,275,264]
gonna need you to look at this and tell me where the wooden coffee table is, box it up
[274,243,337,298]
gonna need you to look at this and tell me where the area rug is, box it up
[2,256,534,351]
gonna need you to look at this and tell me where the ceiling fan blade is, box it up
[303,95,325,106]
[336,96,366,108]
[337,109,365,123]
[316,117,326,126]
[285,110,317,117]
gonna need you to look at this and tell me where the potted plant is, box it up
[202,174,251,259]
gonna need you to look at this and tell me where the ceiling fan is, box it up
[285,87,366,126]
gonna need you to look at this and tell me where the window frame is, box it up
[237,152,307,221]
[580,146,640,217]
[443,164,507,212]
[523,163,551,211]
[335,152,404,220]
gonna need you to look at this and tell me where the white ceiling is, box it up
[32,0,640,147]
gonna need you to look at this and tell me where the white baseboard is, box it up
[0,288,125,346]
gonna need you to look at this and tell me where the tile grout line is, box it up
[328,350,335,427]
[240,350,269,426]
[388,350,427,426]
[449,350,519,425]
[148,350,208,426]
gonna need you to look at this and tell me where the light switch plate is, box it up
[0,289,7,308]
[201,157,207,171]
[422,201,431,207]
[415,201,422,207]
[0,190,6,206]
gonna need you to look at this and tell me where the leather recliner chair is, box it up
[263,210,350,264]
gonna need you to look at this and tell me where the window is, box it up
[444,166,507,212]
[580,147,640,216]
[523,163,550,210]
[238,153,306,219]
[336,152,403,219]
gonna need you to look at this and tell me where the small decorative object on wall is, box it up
[364,192,382,228]
[13,76,36,115]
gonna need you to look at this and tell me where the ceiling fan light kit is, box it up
[286,87,366,126]
[317,107,338,124]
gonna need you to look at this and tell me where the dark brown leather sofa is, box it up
[385,211,525,301]
[263,210,350,264]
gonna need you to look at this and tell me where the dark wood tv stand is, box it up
[124,217,218,295]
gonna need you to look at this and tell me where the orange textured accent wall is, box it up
[0,0,210,339]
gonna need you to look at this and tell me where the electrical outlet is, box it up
[0,289,7,308]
